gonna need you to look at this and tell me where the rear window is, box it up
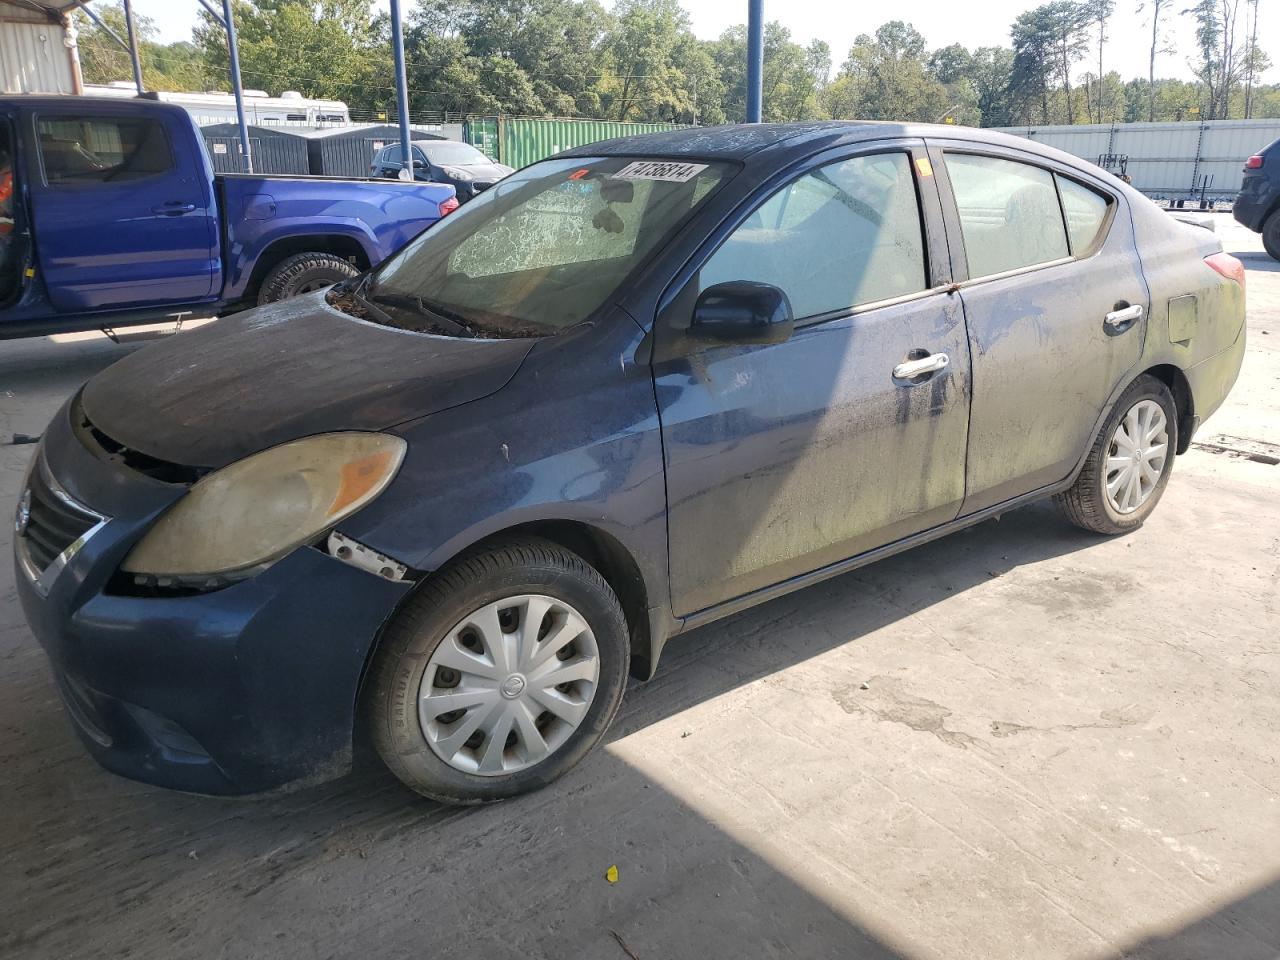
[37,116,172,184]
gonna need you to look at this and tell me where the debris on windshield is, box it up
[325,287,542,339]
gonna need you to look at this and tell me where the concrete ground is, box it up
[1,216,1278,960]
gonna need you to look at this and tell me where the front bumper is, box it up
[14,399,411,795]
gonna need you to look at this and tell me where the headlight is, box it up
[444,166,474,181]
[122,433,406,578]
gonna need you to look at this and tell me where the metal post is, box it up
[745,0,763,123]
[389,0,412,172]
[121,0,144,95]
[220,0,253,173]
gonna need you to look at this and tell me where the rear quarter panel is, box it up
[1127,191,1246,426]
[218,176,455,300]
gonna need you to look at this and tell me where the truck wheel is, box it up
[1263,212,1280,261]
[363,538,630,804]
[256,252,359,305]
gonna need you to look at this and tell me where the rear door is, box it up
[653,143,972,616]
[29,106,218,312]
[930,143,1148,514]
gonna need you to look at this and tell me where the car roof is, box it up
[556,120,1081,166]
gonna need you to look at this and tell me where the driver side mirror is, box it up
[690,281,794,345]
[412,159,426,169]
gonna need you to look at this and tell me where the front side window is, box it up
[366,156,731,336]
[37,116,172,185]
[946,153,1069,278]
[1056,175,1111,254]
[699,152,928,321]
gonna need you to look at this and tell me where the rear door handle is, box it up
[893,352,950,380]
[1104,303,1144,332]
[152,202,196,215]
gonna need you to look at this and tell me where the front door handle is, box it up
[152,202,196,216]
[1104,303,1144,332]
[893,352,950,380]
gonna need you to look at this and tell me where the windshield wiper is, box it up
[369,291,478,338]
[327,274,398,325]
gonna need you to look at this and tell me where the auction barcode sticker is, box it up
[613,161,708,182]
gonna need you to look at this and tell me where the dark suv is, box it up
[1234,137,1280,259]
[371,139,513,202]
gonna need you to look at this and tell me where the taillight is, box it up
[1205,251,1245,291]
[439,196,459,216]
[1245,155,1264,170]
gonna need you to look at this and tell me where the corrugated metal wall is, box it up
[997,119,1280,198]
[200,124,310,175]
[465,117,683,168]
[0,11,75,95]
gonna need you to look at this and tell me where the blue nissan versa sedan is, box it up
[15,123,1246,803]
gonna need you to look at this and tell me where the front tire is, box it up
[363,539,630,804]
[256,252,359,305]
[1263,211,1280,261]
[1054,375,1178,535]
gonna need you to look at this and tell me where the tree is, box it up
[1011,2,1091,123]
[75,3,208,90]
[1137,0,1174,120]
[834,21,949,122]
[1083,0,1115,122]
[970,46,1018,126]
[711,22,824,122]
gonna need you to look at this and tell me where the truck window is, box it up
[36,116,173,185]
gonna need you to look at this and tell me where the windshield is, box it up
[421,141,494,166]
[359,156,732,337]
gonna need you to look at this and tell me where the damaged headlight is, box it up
[122,433,406,578]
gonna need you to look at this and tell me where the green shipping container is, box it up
[465,117,683,169]
[463,118,500,162]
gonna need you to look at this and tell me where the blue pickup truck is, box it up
[0,95,457,339]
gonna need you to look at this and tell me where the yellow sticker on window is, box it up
[915,156,934,178]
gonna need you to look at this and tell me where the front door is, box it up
[653,145,972,617]
[930,146,1150,513]
[29,107,217,313]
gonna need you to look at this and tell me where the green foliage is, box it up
[74,0,1277,127]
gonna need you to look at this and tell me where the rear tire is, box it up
[256,252,359,305]
[363,538,630,804]
[1263,211,1280,261]
[1054,375,1178,535]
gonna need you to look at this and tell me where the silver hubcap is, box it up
[1106,399,1168,515]
[419,594,600,776]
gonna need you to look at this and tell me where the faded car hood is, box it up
[81,294,536,469]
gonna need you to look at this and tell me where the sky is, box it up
[132,0,1278,85]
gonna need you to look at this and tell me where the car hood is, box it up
[81,294,536,469]
[459,163,512,181]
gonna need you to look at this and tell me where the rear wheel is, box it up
[256,252,359,305]
[363,538,629,804]
[1054,375,1178,535]
[1263,211,1280,261]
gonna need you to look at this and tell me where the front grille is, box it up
[20,464,100,574]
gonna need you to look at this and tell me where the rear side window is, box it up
[946,153,1068,278]
[1056,175,1110,254]
[37,116,172,184]
[699,152,927,320]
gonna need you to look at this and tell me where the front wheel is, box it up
[1054,375,1178,535]
[363,539,630,804]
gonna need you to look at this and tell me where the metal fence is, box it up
[996,119,1280,199]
